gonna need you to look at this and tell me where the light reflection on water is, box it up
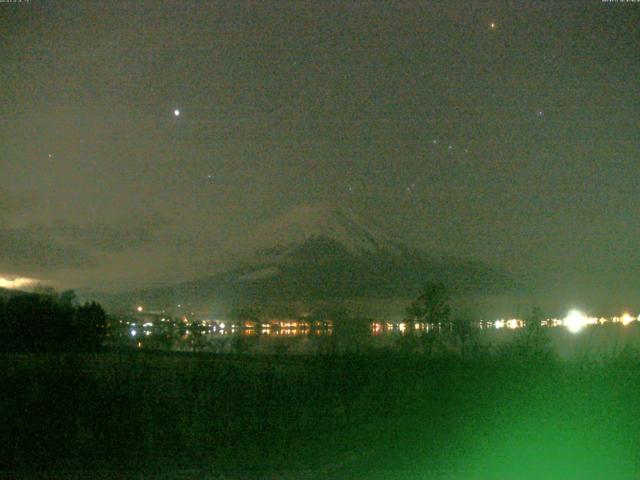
[124,315,640,355]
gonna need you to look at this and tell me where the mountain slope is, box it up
[98,203,518,315]
[245,202,410,259]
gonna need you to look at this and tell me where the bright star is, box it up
[490,22,496,29]
[174,109,180,117]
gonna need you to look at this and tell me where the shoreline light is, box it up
[564,309,589,334]
[621,313,634,326]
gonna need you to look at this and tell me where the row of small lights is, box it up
[136,305,322,339]
[374,310,639,335]
[135,306,637,337]
[489,310,638,334]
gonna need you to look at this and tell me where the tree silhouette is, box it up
[406,281,452,330]
[75,301,108,351]
[0,291,107,352]
[405,281,452,356]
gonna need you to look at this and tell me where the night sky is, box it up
[1,1,638,313]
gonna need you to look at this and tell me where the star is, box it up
[47,153,52,158]
[490,22,496,30]
[537,110,544,117]
[174,109,181,117]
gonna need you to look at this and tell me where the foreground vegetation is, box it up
[2,286,640,478]
[2,346,640,479]
[0,289,106,353]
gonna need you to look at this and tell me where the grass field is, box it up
[2,342,640,479]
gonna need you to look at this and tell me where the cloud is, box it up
[0,215,167,273]
[50,216,168,253]
[0,190,37,217]
[0,225,95,271]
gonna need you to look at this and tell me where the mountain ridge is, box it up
[89,202,519,316]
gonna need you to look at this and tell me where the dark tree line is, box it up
[405,280,551,359]
[0,290,107,352]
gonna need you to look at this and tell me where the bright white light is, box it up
[174,109,180,116]
[621,313,634,326]
[130,329,137,337]
[136,306,143,312]
[506,319,519,330]
[0,276,37,289]
[494,320,505,329]
[564,309,588,334]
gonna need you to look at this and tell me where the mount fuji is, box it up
[99,203,517,315]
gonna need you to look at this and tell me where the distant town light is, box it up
[130,329,137,337]
[621,313,634,326]
[506,319,519,330]
[136,306,143,312]
[564,309,588,334]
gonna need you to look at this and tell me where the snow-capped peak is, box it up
[243,202,405,257]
